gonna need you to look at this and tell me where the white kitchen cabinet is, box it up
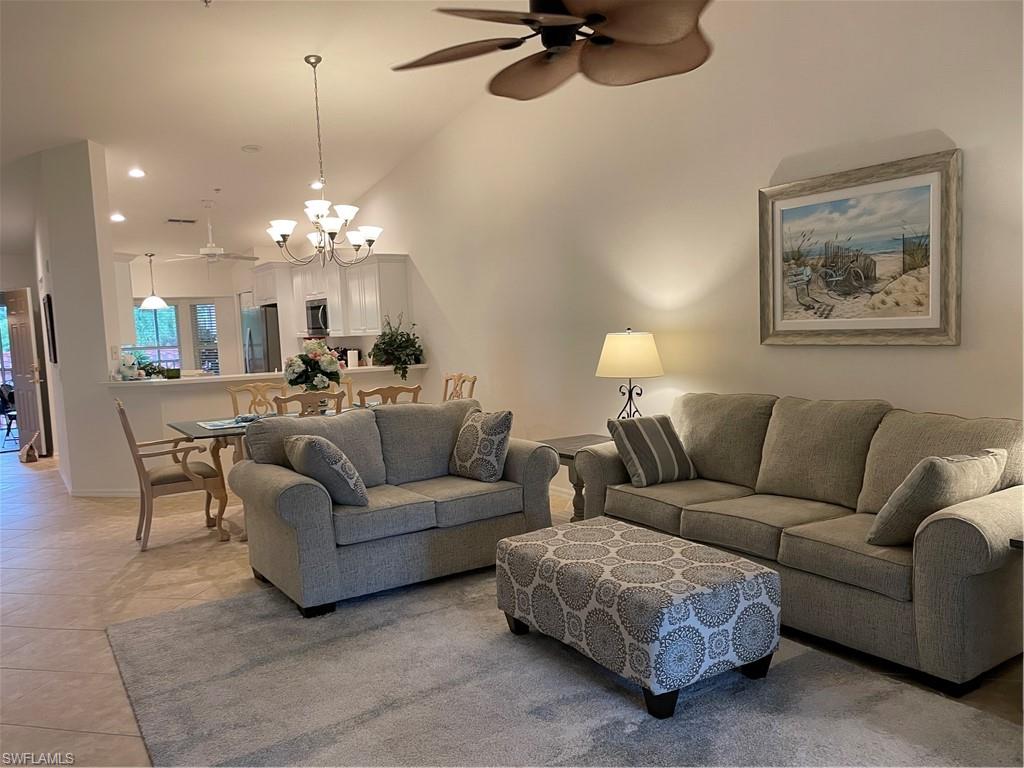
[343,254,410,335]
[292,263,327,301]
[252,265,277,306]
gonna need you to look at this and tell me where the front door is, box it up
[2,288,50,455]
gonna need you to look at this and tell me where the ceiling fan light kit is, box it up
[393,0,713,100]
[267,55,384,268]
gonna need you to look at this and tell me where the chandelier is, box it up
[265,55,383,267]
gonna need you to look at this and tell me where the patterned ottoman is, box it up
[496,516,781,718]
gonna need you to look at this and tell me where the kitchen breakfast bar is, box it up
[103,366,428,498]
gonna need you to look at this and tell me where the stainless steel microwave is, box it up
[305,299,329,336]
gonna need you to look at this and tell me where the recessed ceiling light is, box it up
[241,144,262,153]
[110,212,126,223]
[128,168,146,178]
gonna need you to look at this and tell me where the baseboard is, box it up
[70,488,137,498]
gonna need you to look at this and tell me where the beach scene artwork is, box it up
[778,182,935,323]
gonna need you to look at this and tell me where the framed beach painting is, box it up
[759,149,961,345]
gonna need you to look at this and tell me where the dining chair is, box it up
[0,385,17,448]
[227,382,288,416]
[273,390,348,417]
[115,399,228,551]
[357,384,422,406]
[442,373,477,401]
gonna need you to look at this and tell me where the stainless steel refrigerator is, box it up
[241,305,282,373]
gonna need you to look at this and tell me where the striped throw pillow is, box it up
[608,415,696,488]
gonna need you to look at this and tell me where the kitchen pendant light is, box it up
[266,55,384,268]
[139,253,168,310]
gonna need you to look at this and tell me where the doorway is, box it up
[0,288,53,456]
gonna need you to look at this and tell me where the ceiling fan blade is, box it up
[393,37,524,70]
[565,0,709,44]
[488,41,582,100]
[579,27,711,86]
[221,253,259,261]
[166,254,205,262]
[438,7,585,27]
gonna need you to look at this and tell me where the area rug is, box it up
[108,571,1022,767]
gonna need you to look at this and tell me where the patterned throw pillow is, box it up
[866,448,1007,546]
[284,435,369,506]
[608,415,696,488]
[449,408,513,483]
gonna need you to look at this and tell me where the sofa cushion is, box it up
[245,408,387,488]
[755,397,891,508]
[374,399,479,485]
[605,479,753,534]
[682,494,851,560]
[608,414,695,487]
[332,485,436,546]
[284,435,369,506]
[449,409,513,482]
[400,475,523,528]
[778,514,913,602]
[673,393,778,488]
[867,449,1008,546]
[857,409,1024,514]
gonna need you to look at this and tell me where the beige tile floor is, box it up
[0,454,1019,767]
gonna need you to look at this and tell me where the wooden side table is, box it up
[538,433,611,522]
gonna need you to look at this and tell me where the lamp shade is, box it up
[595,330,663,379]
[140,294,168,311]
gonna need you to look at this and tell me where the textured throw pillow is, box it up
[608,415,696,488]
[284,435,369,506]
[866,449,1008,546]
[449,408,513,482]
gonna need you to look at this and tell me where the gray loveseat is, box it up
[576,393,1023,686]
[229,399,559,616]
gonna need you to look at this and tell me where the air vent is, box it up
[166,217,198,225]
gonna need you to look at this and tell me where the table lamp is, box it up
[595,328,664,419]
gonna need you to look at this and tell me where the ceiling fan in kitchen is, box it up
[166,200,257,263]
[393,0,712,100]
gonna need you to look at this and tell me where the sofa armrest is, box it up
[503,438,559,530]
[913,486,1023,683]
[915,486,1023,576]
[574,441,628,519]
[228,460,339,607]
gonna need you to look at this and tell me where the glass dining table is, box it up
[166,410,358,541]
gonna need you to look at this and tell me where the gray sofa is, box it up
[576,393,1023,686]
[229,399,559,616]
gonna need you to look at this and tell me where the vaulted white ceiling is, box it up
[1,0,517,258]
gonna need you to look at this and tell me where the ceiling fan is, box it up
[166,200,257,263]
[393,0,712,100]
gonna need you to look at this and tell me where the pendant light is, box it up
[139,253,168,310]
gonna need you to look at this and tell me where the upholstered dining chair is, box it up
[115,399,228,551]
[273,390,348,417]
[357,384,422,406]
[227,382,287,416]
[442,373,477,401]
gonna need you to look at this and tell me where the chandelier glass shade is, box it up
[267,55,383,268]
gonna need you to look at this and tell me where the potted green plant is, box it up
[370,314,424,380]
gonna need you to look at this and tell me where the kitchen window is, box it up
[190,303,220,373]
[124,304,182,368]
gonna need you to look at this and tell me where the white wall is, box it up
[353,0,1023,440]
[34,140,124,491]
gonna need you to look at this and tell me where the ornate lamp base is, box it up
[616,379,643,419]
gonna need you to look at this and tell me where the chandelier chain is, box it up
[312,64,325,187]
